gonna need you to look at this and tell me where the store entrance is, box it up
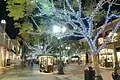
[100,54,113,68]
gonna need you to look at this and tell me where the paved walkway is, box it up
[0,64,113,80]
[0,64,43,80]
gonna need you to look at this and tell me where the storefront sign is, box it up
[98,37,104,45]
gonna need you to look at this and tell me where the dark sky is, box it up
[0,0,119,39]
[0,0,18,39]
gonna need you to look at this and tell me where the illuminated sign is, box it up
[98,37,104,45]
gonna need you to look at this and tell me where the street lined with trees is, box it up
[0,0,120,80]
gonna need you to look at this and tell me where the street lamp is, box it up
[57,37,64,74]
[65,46,71,57]
[40,46,43,49]
[1,19,6,30]
[61,26,66,33]
[53,25,61,33]
[65,46,70,50]
[53,25,66,74]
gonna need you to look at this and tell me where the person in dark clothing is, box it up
[112,67,120,80]
[30,59,34,70]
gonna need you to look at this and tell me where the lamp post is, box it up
[40,45,43,50]
[65,46,70,50]
[65,46,70,56]
[53,25,66,74]
[58,37,64,74]
[1,19,6,73]
[1,20,6,30]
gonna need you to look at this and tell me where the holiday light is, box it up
[30,0,120,55]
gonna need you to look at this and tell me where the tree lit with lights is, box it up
[6,0,120,78]
[33,0,120,77]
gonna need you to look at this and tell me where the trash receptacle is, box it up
[84,69,89,80]
[84,67,95,80]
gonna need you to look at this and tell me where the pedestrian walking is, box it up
[30,58,34,70]
[112,67,120,80]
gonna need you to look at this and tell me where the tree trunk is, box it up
[93,55,100,75]
[93,54,103,80]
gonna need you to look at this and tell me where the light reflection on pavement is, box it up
[0,64,84,80]
[0,64,113,80]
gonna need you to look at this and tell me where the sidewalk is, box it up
[0,66,15,80]
[100,68,113,80]
[0,67,43,80]
[0,64,114,80]
[99,66,113,80]
[100,66,113,70]
[53,64,113,80]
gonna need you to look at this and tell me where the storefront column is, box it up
[113,43,119,68]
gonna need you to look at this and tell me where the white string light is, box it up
[31,0,120,55]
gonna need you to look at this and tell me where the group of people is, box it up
[25,58,34,69]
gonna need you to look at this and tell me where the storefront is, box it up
[99,41,120,68]
[116,47,120,61]
[99,48,114,68]
[98,28,120,68]
[0,32,20,74]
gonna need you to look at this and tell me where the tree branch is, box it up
[97,22,120,53]
[65,0,75,13]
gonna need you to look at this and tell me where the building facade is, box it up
[0,26,20,74]
[98,18,120,68]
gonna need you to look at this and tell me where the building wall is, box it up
[0,28,20,74]
[0,46,5,74]
[98,35,120,68]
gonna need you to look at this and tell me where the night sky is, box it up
[0,0,19,39]
[0,0,120,39]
